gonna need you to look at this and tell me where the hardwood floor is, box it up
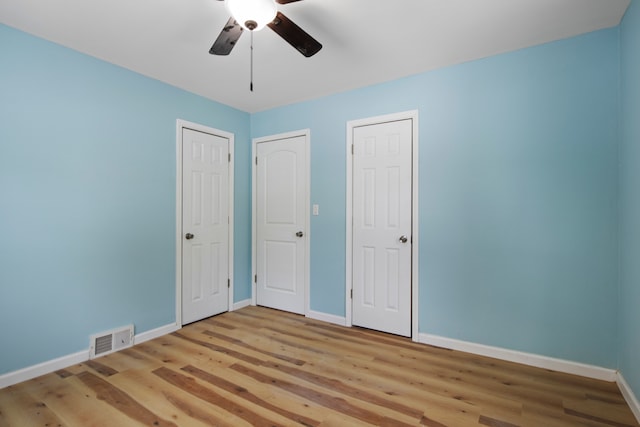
[0,306,637,427]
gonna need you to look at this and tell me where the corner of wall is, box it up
[618,372,640,424]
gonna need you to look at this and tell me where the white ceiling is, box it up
[0,0,630,113]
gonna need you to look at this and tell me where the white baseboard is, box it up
[418,333,617,382]
[0,322,180,389]
[232,299,252,311]
[0,350,88,389]
[134,322,180,345]
[618,372,640,424]
[307,310,347,326]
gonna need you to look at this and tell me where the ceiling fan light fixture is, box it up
[225,0,277,31]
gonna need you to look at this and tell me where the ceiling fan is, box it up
[210,0,322,58]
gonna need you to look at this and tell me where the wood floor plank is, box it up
[192,322,458,418]
[230,362,420,426]
[76,371,178,427]
[0,386,65,427]
[152,366,290,427]
[191,310,640,426]
[1,306,637,427]
[83,359,119,377]
[319,346,516,414]
[176,342,363,426]
[27,372,140,426]
[55,362,92,377]
[294,348,477,414]
[201,329,307,366]
[258,360,424,419]
[195,320,484,420]
[131,333,222,368]
[372,349,583,411]
[284,319,603,399]
[172,331,266,365]
[90,346,158,373]
[188,358,352,426]
[478,414,519,427]
[371,353,527,413]
[563,397,639,427]
[161,390,236,427]
[181,364,321,426]
[109,367,230,427]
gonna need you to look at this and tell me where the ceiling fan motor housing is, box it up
[211,0,323,58]
[225,0,277,31]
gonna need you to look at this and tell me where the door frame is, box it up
[175,119,235,328]
[251,129,311,315]
[345,111,419,341]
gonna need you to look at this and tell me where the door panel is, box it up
[352,119,412,336]
[264,240,297,292]
[256,136,306,314]
[182,128,229,324]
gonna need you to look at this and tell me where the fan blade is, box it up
[209,17,243,55]
[276,0,303,3]
[267,12,322,57]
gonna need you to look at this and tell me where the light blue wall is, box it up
[0,24,251,375]
[620,0,640,400]
[252,28,620,368]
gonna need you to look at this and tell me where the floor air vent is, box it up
[89,325,134,359]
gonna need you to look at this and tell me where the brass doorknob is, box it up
[296,231,304,238]
[399,235,408,243]
[185,233,194,240]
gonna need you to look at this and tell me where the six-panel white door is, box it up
[255,136,306,314]
[352,119,413,336]
[182,128,229,324]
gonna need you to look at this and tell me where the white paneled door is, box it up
[352,119,413,336]
[255,134,307,314]
[182,128,230,324]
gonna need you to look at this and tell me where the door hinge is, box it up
[227,279,230,288]
[351,144,354,155]
[228,153,231,162]
[350,289,353,299]
[255,156,258,165]
[254,274,257,283]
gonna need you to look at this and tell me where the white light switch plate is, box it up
[312,204,319,216]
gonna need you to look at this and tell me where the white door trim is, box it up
[176,119,235,328]
[252,129,311,315]
[346,111,419,341]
